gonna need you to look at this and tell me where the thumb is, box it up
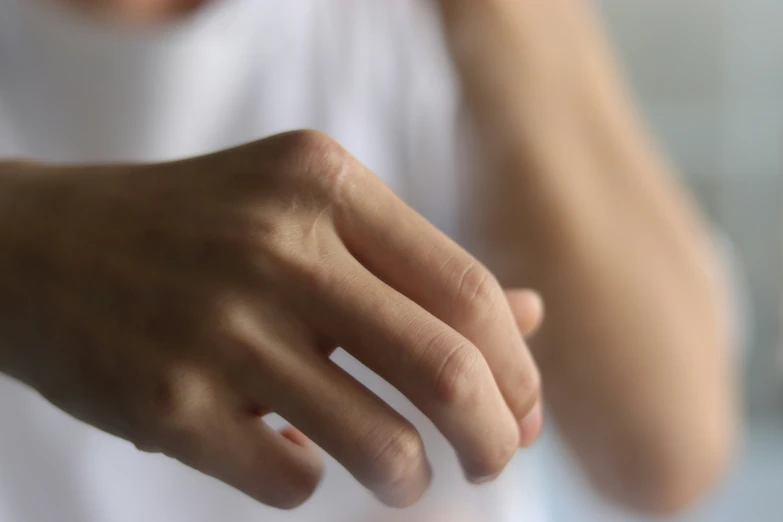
[505,289,545,338]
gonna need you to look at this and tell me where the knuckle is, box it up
[431,338,480,404]
[210,295,256,341]
[367,426,425,491]
[146,367,218,445]
[278,129,338,157]
[218,320,277,377]
[452,261,502,319]
[282,130,356,204]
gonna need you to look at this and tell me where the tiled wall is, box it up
[599,0,782,410]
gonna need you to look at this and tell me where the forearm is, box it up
[440,0,737,513]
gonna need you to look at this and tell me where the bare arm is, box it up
[438,0,738,514]
[0,133,541,508]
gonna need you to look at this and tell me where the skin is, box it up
[0,132,542,509]
[4,0,737,516]
[438,0,737,514]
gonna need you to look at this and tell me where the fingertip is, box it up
[279,425,312,446]
[508,289,544,319]
[279,426,325,476]
[372,458,433,508]
[270,430,325,510]
[518,401,544,448]
[177,416,325,511]
[525,291,545,322]
[505,288,545,337]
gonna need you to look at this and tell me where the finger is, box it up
[279,425,312,446]
[306,250,520,483]
[505,289,545,337]
[518,399,544,448]
[166,407,324,510]
[334,168,540,426]
[504,289,545,446]
[226,323,432,507]
[253,414,313,447]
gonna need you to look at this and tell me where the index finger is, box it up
[333,165,541,431]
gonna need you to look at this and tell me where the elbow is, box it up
[620,454,729,516]
[593,427,736,516]
[625,247,740,515]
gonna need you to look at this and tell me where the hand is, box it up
[0,131,541,509]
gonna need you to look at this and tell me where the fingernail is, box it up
[519,402,543,447]
[468,471,501,485]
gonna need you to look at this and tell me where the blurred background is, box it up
[536,1,783,520]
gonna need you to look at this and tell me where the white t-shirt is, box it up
[0,1,547,521]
